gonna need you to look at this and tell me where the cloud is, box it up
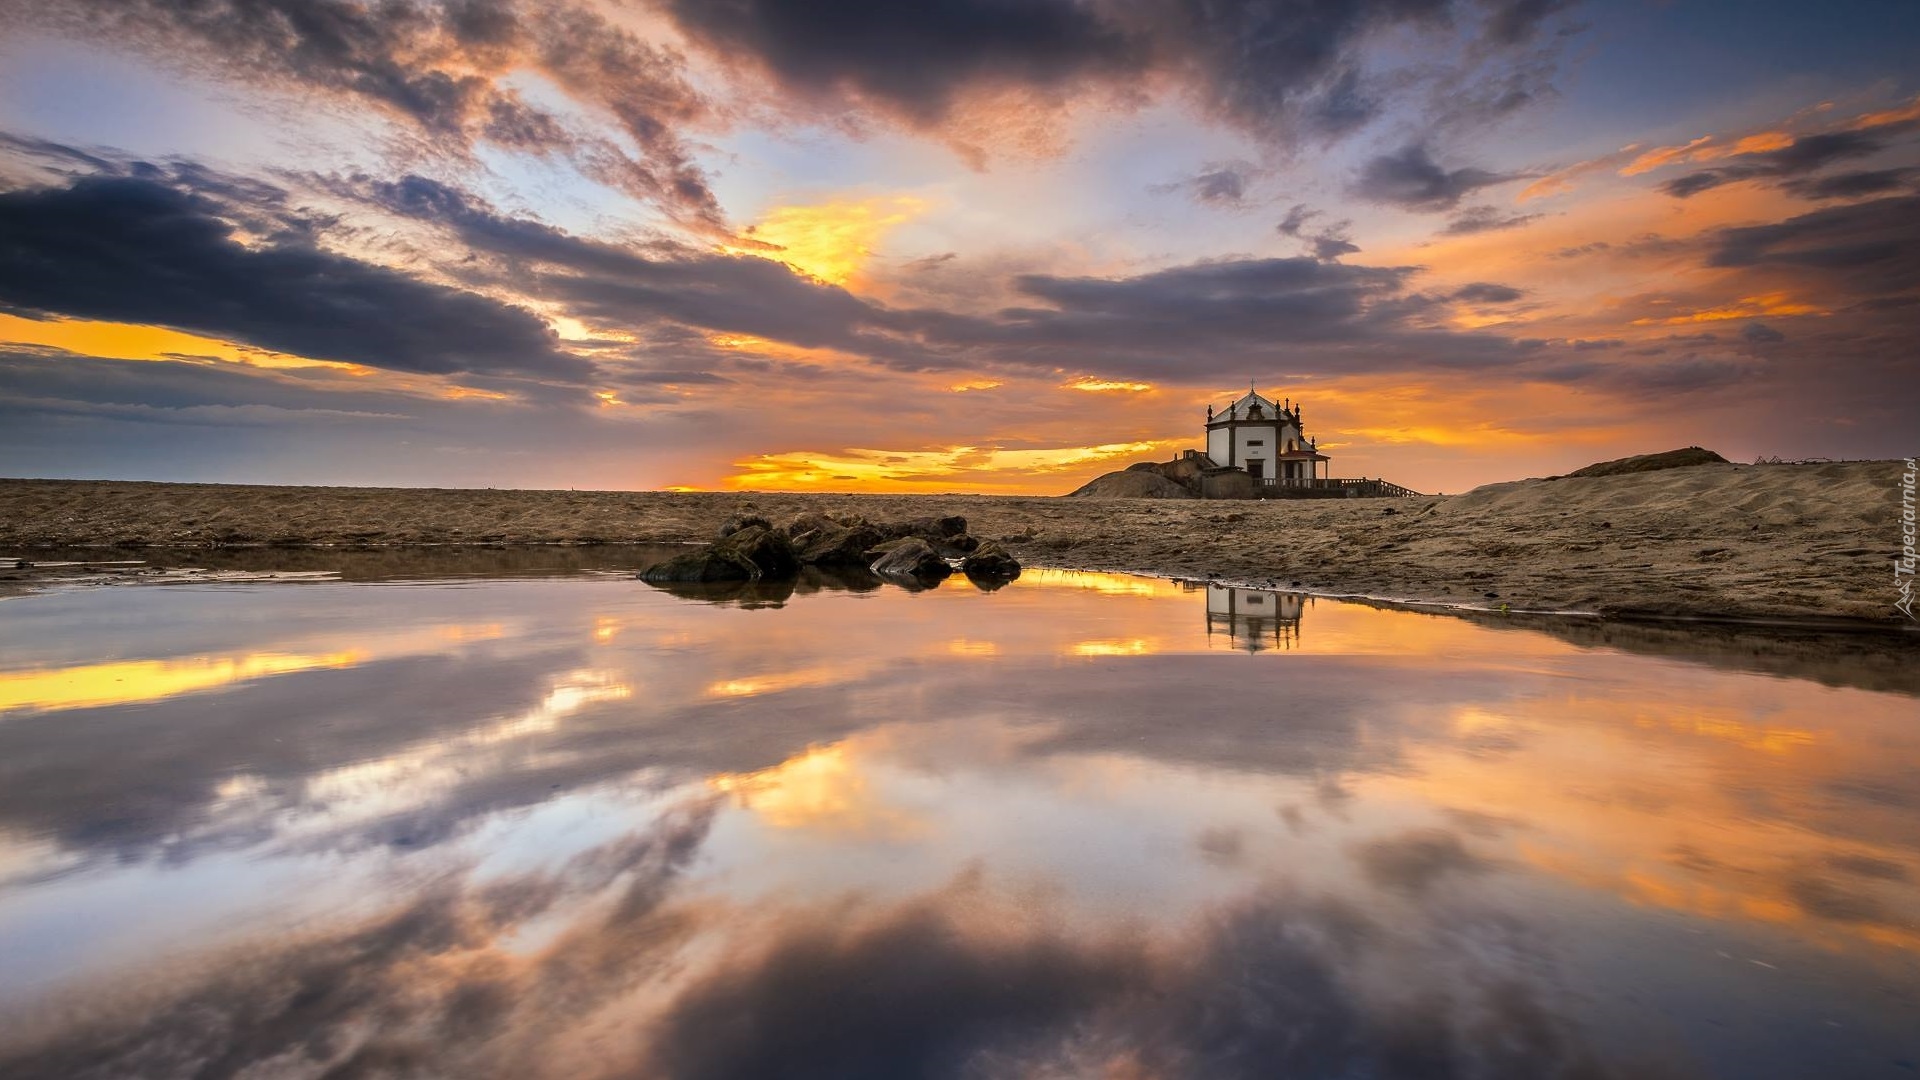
[1659,129,1910,199]
[0,176,592,384]
[1780,167,1920,201]
[1350,143,1515,212]
[1275,203,1360,260]
[6,0,724,225]
[1442,204,1541,235]
[1706,194,1920,298]
[1150,161,1257,206]
[1453,282,1525,304]
[1277,203,1322,237]
[1741,322,1786,344]
[1481,0,1578,45]
[1313,233,1363,260]
[661,0,1562,151]
[336,170,1529,386]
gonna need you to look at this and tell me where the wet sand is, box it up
[0,459,1910,624]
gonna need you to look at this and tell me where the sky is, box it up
[0,0,1915,495]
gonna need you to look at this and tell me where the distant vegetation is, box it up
[1566,447,1728,479]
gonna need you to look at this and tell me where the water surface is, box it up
[0,564,1916,1078]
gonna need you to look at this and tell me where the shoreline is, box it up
[2,459,1911,627]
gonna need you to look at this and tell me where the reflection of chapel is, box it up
[1204,388,1329,484]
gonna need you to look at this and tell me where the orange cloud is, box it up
[0,313,359,371]
[1631,292,1827,326]
[1065,376,1154,393]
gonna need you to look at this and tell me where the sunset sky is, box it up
[1,0,1915,495]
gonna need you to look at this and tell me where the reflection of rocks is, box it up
[641,511,1017,593]
[1199,583,1308,651]
[648,565,885,606]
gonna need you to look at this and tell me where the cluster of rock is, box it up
[639,511,1021,589]
[1066,457,1207,499]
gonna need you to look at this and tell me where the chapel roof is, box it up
[1209,389,1297,424]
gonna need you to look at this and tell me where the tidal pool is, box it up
[0,558,1916,1079]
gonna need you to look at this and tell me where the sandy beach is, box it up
[0,459,1909,625]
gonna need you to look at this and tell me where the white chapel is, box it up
[1203,388,1330,484]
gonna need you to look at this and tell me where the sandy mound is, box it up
[1066,471,1197,499]
[1567,447,1728,478]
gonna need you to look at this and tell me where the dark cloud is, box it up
[1314,233,1363,260]
[334,171,1528,384]
[1351,143,1515,211]
[663,0,1561,150]
[1706,194,1920,297]
[1742,322,1786,344]
[1151,161,1257,206]
[1453,282,1525,304]
[1659,126,1915,200]
[1780,167,1920,201]
[1481,0,1577,45]
[0,176,591,383]
[6,0,723,225]
[663,0,1142,126]
[1275,203,1361,260]
[1442,204,1541,235]
[1277,202,1323,237]
[1551,241,1610,259]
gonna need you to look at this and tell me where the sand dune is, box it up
[0,460,1910,623]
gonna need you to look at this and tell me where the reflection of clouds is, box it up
[1353,828,1497,897]
[1070,638,1153,656]
[3,573,1920,1075]
[0,802,720,1080]
[643,881,1616,1080]
[0,650,364,714]
[708,742,928,840]
[1386,689,1920,954]
[704,662,874,699]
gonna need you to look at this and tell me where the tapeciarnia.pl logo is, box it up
[1898,457,1916,620]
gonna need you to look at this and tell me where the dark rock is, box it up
[782,512,841,540]
[719,524,798,578]
[876,516,969,544]
[638,547,758,584]
[961,539,1022,581]
[717,514,772,540]
[870,537,952,582]
[796,523,886,567]
[641,524,796,583]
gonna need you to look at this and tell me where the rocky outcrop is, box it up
[869,537,952,583]
[641,511,1014,593]
[793,522,887,567]
[639,523,797,583]
[961,539,1021,581]
[716,514,773,539]
[1065,471,1198,499]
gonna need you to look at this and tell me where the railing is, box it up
[1254,477,1424,497]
